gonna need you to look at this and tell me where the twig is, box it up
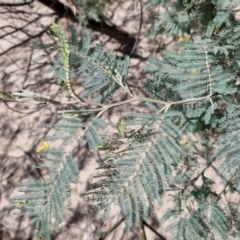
[131,0,143,54]
[215,170,240,201]
[87,218,96,240]
[139,219,147,240]
[181,159,216,194]
[37,0,135,46]
[217,181,230,201]
[22,48,34,89]
[110,212,122,240]
[98,217,125,240]
[143,220,166,240]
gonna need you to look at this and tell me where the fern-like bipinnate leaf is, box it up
[162,194,229,240]
[213,0,240,28]
[198,198,229,239]
[165,215,206,240]
[45,113,88,145]
[217,104,240,191]
[146,40,236,100]
[85,117,107,151]
[45,114,107,152]
[72,34,129,102]
[13,148,79,240]
[83,112,186,230]
[144,39,237,133]
[33,24,129,103]
[146,0,240,38]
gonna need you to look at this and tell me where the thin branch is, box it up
[181,159,216,194]
[98,217,125,240]
[215,169,240,201]
[143,221,166,240]
[110,212,122,240]
[131,0,143,54]
[22,48,34,88]
[139,219,147,240]
[87,218,96,240]
[217,181,230,201]
[59,93,216,119]
[37,0,135,46]
[119,232,125,240]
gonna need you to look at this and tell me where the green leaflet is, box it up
[146,0,240,38]
[145,40,237,101]
[50,23,71,91]
[118,119,126,138]
[217,104,240,190]
[85,117,107,151]
[45,114,107,152]
[84,114,186,230]
[13,149,79,240]
[33,24,130,104]
[162,193,229,240]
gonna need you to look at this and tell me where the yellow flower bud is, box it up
[36,141,50,153]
